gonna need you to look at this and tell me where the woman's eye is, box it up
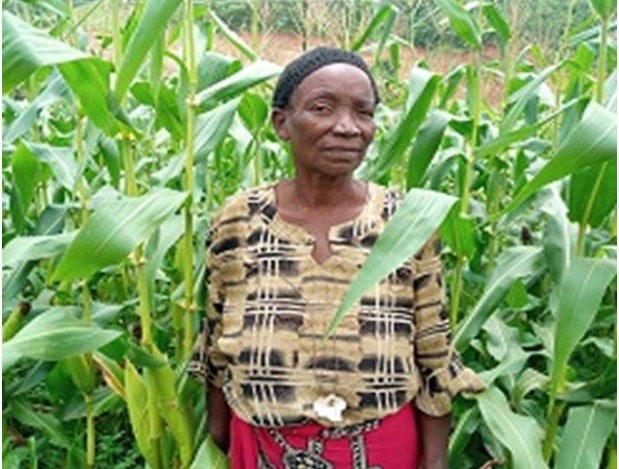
[311,103,331,112]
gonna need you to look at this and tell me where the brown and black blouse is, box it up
[189,182,484,428]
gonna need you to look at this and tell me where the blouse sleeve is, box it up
[412,235,485,416]
[188,216,228,388]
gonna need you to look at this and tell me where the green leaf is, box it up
[92,352,125,399]
[1,12,114,131]
[61,387,121,421]
[327,189,457,336]
[568,160,617,228]
[131,81,183,138]
[565,44,596,100]
[99,137,122,188]
[152,98,241,185]
[196,61,281,107]
[126,340,166,369]
[569,21,616,46]
[448,407,480,468]
[505,279,530,309]
[555,402,616,469]
[433,0,482,49]
[513,368,549,405]
[3,74,67,144]
[605,70,616,111]
[125,360,157,468]
[59,58,115,133]
[476,387,549,469]
[551,257,617,398]
[407,110,451,189]
[370,69,441,181]
[440,204,477,258]
[479,316,529,385]
[3,206,67,300]
[3,309,121,371]
[454,246,545,350]
[145,214,185,285]
[149,31,165,104]
[209,10,256,61]
[483,316,520,362]
[238,92,269,131]
[589,0,617,20]
[372,9,397,65]
[475,98,583,159]
[502,64,561,133]
[194,98,240,163]
[114,0,183,100]
[504,102,617,214]
[148,348,193,466]
[151,151,185,186]
[2,11,88,94]
[190,435,230,469]
[482,4,511,43]
[10,399,72,449]
[52,188,188,282]
[351,4,397,52]
[198,52,238,92]
[19,0,70,17]
[540,186,576,284]
[11,142,42,228]
[2,232,76,267]
[23,142,78,192]
[5,362,51,397]
[438,65,465,108]
[478,348,529,387]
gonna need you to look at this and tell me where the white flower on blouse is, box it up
[313,394,347,423]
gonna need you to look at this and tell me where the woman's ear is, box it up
[271,108,290,141]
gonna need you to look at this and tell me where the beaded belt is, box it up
[259,419,382,469]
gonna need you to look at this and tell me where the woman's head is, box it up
[272,48,379,177]
[272,47,380,109]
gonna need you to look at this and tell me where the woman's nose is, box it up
[332,111,361,135]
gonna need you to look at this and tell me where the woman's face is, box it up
[272,63,377,178]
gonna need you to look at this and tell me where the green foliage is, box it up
[52,188,188,282]
[209,0,597,50]
[555,402,616,469]
[326,188,457,336]
[2,0,616,468]
[190,435,230,469]
[477,387,549,469]
[3,309,121,371]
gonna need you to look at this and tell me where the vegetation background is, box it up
[2,0,617,468]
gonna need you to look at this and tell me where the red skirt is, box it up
[230,404,419,469]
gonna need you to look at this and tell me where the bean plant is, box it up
[2,0,616,468]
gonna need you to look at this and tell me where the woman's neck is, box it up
[288,174,364,209]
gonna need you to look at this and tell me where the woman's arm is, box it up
[208,384,231,453]
[418,411,451,469]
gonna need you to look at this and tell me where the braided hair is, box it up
[272,47,380,109]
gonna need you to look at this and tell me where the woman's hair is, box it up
[272,47,380,109]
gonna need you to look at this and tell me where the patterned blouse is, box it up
[189,182,484,428]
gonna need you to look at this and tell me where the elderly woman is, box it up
[190,47,483,469]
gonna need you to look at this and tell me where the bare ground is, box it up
[213,32,505,106]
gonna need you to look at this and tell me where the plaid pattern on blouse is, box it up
[189,182,484,427]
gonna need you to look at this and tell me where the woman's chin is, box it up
[319,158,363,175]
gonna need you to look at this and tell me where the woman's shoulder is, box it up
[368,182,403,222]
[210,185,275,227]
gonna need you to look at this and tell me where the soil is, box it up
[213,32,504,106]
[84,25,504,107]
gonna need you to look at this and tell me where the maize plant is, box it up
[2,0,616,468]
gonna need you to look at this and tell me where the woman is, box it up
[190,47,484,469]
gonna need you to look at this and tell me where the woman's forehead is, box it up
[292,63,375,103]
